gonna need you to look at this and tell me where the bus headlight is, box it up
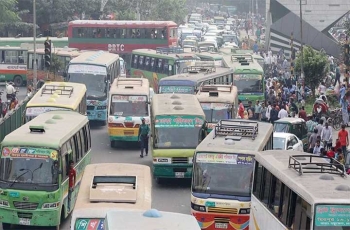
[0,200,9,207]
[191,202,206,212]
[42,202,60,209]
[188,157,193,164]
[239,208,250,214]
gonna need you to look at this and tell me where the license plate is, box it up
[215,223,228,229]
[19,218,30,225]
[175,172,185,178]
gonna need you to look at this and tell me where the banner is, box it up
[315,205,350,226]
[155,115,204,127]
[159,86,193,94]
[2,147,58,160]
[112,95,147,102]
[196,153,254,165]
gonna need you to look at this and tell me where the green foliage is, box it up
[0,0,22,29]
[147,0,187,24]
[49,54,63,76]
[294,46,329,96]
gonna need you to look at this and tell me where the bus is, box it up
[25,82,87,123]
[151,94,207,182]
[71,163,152,230]
[191,119,274,230]
[104,209,201,230]
[27,47,82,86]
[0,110,91,229]
[68,20,178,68]
[252,54,264,68]
[0,37,68,48]
[223,54,264,106]
[0,46,27,86]
[131,47,200,91]
[251,150,349,230]
[196,84,238,132]
[108,78,150,145]
[158,64,234,94]
[213,16,225,25]
[66,51,122,124]
[196,52,223,67]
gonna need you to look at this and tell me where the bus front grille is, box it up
[17,212,33,219]
[87,106,95,110]
[172,157,188,164]
[208,207,238,214]
[14,201,38,210]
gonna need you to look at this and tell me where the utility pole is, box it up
[33,0,37,92]
[136,1,141,20]
[299,0,306,95]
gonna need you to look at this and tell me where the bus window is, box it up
[132,54,138,68]
[157,59,163,73]
[163,60,169,74]
[138,55,144,69]
[79,129,86,156]
[145,56,150,71]
[70,138,77,164]
[150,58,155,71]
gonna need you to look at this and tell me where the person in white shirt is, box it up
[320,122,332,150]
[313,140,323,156]
[278,105,288,119]
[318,82,327,95]
[265,101,272,121]
[5,82,16,100]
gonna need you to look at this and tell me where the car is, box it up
[273,132,304,152]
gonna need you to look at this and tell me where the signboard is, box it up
[108,43,125,52]
[201,103,230,110]
[155,115,204,127]
[75,219,104,230]
[159,86,193,94]
[0,64,27,71]
[111,95,147,102]
[315,205,350,226]
[196,153,254,165]
[233,74,262,80]
[68,64,107,75]
[2,147,58,160]
[26,107,70,116]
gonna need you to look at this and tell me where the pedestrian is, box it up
[313,140,323,156]
[138,118,150,158]
[68,160,76,212]
[265,101,272,122]
[278,105,288,119]
[308,129,318,153]
[298,106,307,121]
[326,147,336,159]
[254,100,262,120]
[321,122,333,150]
[247,101,255,120]
[269,104,279,124]
[341,96,349,126]
[334,63,341,87]
[316,119,324,137]
[338,124,349,159]
[238,99,245,118]
[260,102,267,122]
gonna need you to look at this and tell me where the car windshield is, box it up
[201,103,231,123]
[274,123,289,133]
[314,204,350,230]
[193,153,254,197]
[234,75,262,93]
[273,137,286,150]
[110,95,148,117]
[154,127,201,149]
[0,147,58,185]
[69,73,106,98]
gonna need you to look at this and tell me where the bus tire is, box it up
[100,120,107,126]
[155,177,163,184]
[2,223,11,229]
[111,140,116,148]
[13,75,23,86]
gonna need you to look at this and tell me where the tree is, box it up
[0,0,21,24]
[148,0,187,24]
[294,46,329,97]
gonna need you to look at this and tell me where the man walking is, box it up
[338,124,349,159]
[334,63,341,87]
[321,122,332,150]
[138,118,150,158]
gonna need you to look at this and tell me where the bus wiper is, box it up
[10,169,30,187]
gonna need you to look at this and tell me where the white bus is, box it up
[191,119,274,230]
[104,209,201,230]
[66,51,125,124]
[251,150,349,230]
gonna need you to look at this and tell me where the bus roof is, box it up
[28,48,81,57]
[254,150,350,204]
[152,94,205,117]
[274,117,305,124]
[1,110,88,149]
[223,54,263,74]
[110,78,150,96]
[26,82,86,109]
[105,209,201,230]
[196,84,238,103]
[196,52,223,59]
[0,46,27,51]
[72,163,152,219]
[69,20,177,28]
[159,67,233,85]
[196,119,273,154]
[69,51,120,67]
[132,49,199,60]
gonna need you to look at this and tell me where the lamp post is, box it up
[33,0,37,92]
[299,0,307,95]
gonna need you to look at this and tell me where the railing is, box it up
[0,95,32,142]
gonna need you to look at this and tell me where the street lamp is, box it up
[33,0,37,92]
[299,0,307,94]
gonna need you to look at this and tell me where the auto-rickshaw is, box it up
[273,117,308,152]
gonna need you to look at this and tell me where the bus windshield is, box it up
[0,147,58,187]
[201,103,231,122]
[69,73,106,98]
[193,153,254,197]
[154,127,201,149]
[110,95,148,117]
[234,74,262,94]
[314,204,350,230]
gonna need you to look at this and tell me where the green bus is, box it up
[196,52,223,67]
[223,54,265,106]
[130,47,200,92]
[151,94,207,183]
[0,37,68,48]
[0,110,91,229]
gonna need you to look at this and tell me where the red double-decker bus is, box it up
[68,20,178,68]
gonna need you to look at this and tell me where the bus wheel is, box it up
[2,223,11,229]
[111,140,116,148]
[13,75,23,86]
[155,177,163,184]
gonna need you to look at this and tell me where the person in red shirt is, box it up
[298,106,308,121]
[238,99,245,119]
[326,147,336,159]
[68,160,76,211]
[338,124,349,158]
[335,138,341,151]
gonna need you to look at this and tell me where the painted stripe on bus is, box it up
[0,69,27,74]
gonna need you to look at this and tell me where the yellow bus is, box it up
[25,82,87,123]
[108,78,150,146]
[196,84,238,132]
[71,163,152,230]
